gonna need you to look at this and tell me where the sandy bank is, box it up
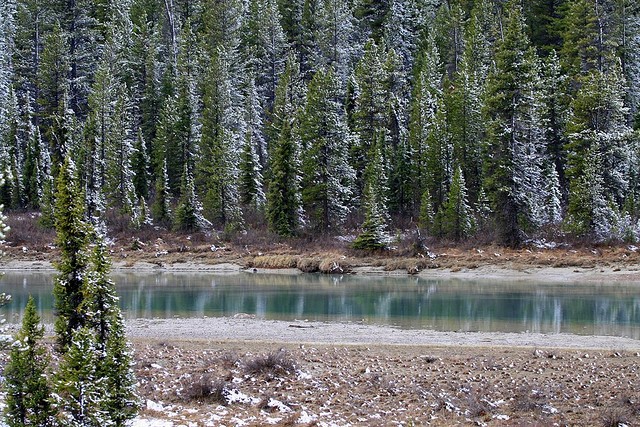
[2,258,640,284]
[125,317,640,351]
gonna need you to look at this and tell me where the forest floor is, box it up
[4,213,640,426]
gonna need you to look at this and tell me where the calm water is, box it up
[1,271,639,338]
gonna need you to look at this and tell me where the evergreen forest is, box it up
[1,0,640,248]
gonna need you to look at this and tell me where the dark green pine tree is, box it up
[101,311,139,426]
[82,236,139,426]
[81,238,120,348]
[300,67,355,233]
[53,156,91,350]
[197,48,243,231]
[151,158,172,226]
[131,130,150,200]
[350,39,390,198]
[4,296,55,427]
[439,165,475,241]
[37,22,71,176]
[266,119,300,236]
[265,55,304,236]
[53,327,109,427]
[174,164,204,232]
[352,140,389,250]
[482,2,539,248]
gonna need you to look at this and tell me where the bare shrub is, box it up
[511,386,544,412]
[601,407,631,427]
[181,374,229,404]
[243,350,295,376]
[5,213,55,248]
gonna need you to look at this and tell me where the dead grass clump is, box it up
[511,386,545,412]
[181,374,229,404]
[296,257,320,273]
[249,255,299,269]
[243,351,295,376]
[318,258,350,274]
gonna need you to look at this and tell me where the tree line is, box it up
[0,0,639,248]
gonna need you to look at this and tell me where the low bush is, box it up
[180,374,229,404]
[243,351,295,377]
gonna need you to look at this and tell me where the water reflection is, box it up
[0,271,639,338]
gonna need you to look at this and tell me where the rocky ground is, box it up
[132,338,640,426]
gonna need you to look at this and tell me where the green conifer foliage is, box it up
[440,165,474,241]
[101,311,139,426]
[266,119,300,236]
[4,296,54,427]
[300,67,355,232]
[482,2,540,247]
[81,237,139,425]
[53,327,109,427]
[174,164,203,232]
[53,156,91,350]
[151,158,172,226]
[81,238,119,348]
[352,141,389,250]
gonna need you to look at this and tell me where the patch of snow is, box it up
[263,416,283,424]
[297,411,318,424]
[150,363,163,370]
[130,417,174,427]
[267,398,291,413]
[146,400,164,412]
[297,371,312,380]
[225,388,257,405]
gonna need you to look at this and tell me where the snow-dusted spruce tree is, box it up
[482,2,544,247]
[37,22,71,174]
[440,165,475,241]
[350,39,391,198]
[81,237,139,426]
[53,156,91,350]
[4,296,55,427]
[352,139,389,250]
[266,56,304,237]
[53,327,109,427]
[151,158,172,226]
[197,47,243,232]
[300,66,355,233]
[238,77,266,212]
[316,0,356,84]
[244,0,287,111]
[425,91,453,218]
[174,164,206,232]
[408,33,442,210]
[566,63,634,238]
[106,85,139,222]
[131,130,150,202]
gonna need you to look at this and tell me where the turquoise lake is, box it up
[1,271,639,338]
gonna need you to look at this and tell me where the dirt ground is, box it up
[133,338,640,426]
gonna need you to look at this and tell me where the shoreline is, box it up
[2,258,640,284]
[124,317,640,351]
